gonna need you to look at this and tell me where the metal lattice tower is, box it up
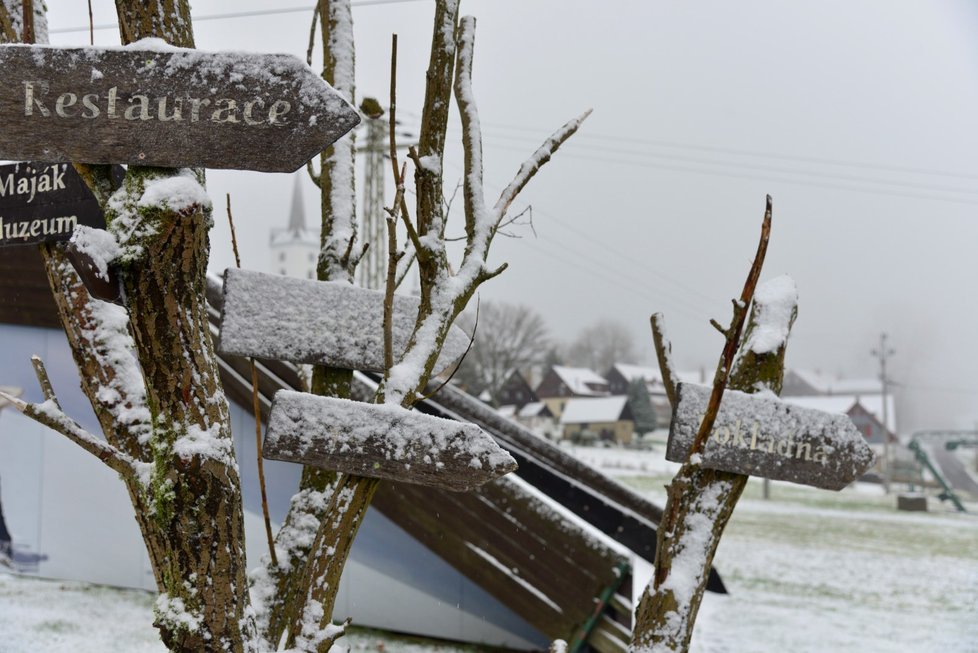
[358,113,388,290]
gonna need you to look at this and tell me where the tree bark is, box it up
[631,300,797,652]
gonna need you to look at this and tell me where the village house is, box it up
[604,363,706,427]
[560,395,635,446]
[495,369,538,409]
[535,365,610,419]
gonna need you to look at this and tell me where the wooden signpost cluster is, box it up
[0,39,512,493]
[217,268,517,490]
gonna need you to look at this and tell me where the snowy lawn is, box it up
[0,572,503,652]
[3,444,976,652]
[586,445,978,653]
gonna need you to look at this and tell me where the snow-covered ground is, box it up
[575,444,978,653]
[0,572,491,652]
[2,444,976,652]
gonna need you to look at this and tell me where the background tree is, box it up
[627,378,657,435]
[455,301,550,403]
[567,318,638,372]
[0,1,587,651]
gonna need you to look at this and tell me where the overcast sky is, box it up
[43,0,978,433]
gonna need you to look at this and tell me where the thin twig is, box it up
[87,0,94,45]
[21,0,33,44]
[382,163,408,375]
[30,356,59,409]
[0,390,136,479]
[305,159,321,187]
[686,195,773,460]
[388,35,424,256]
[227,195,277,567]
[306,0,322,66]
[650,313,678,409]
[417,297,481,402]
[226,194,241,268]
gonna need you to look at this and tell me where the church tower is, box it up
[270,176,318,279]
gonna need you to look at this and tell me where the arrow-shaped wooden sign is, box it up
[217,268,470,376]
[666,383,876,490]
[263,390,518,491]
[0,43,360,172]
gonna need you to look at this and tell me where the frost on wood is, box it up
[666,383,876,490]
[263,390,517,491]
[217,268,469,375]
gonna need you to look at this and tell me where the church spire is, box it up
[288,175,306,234]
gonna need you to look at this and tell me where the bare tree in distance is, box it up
[567,319,639,372]
[455,301,550,404]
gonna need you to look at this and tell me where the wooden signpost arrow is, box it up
[263,391,517,492]
[218,268,470,377]
[0,162,122,247]
[0,44,360,172]
[666,382,876,491]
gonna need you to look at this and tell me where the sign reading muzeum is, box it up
[0,42,360,173]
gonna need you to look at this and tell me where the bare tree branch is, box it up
[0,388,139,480]
[650,313,678,408]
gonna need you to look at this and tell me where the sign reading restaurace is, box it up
[666,383,876,491]
[0,162,121,247]
[0,43,360,172]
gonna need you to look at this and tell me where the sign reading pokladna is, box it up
[666,383,876,490]
[0,42,360,172]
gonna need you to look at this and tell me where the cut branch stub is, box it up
[218,268,469,376]
[263,390,518,492]
[666,383,876,491]
[0,44,360,172]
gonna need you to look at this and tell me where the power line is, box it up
[48,0,430,34]
[482,140,978,208]
[469,117,978,183]
[473,130,978,199]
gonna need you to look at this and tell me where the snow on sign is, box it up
[217,268,470,376]
[667,383,876,491]
[0,42,360,172]
[0,162,120,247]
[263,391,518,491]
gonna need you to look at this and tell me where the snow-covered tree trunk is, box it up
[630,274,798,652]
[1,2,255,650]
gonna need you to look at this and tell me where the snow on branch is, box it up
[492,109,592,224]
[378,13,588,408]
[0,388,142,481]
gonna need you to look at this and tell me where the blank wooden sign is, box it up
[666,383,876,491]
[0,44,360,172]
[263,390,518,491]
[217,268,470,376]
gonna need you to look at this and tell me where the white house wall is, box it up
[0,323,545,649]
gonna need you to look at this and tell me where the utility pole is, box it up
[871,333,895,492]
[358,100,387,290]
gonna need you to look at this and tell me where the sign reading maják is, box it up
[666,383,876,490]
[0,162,113,247]
[0,43,360,172]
